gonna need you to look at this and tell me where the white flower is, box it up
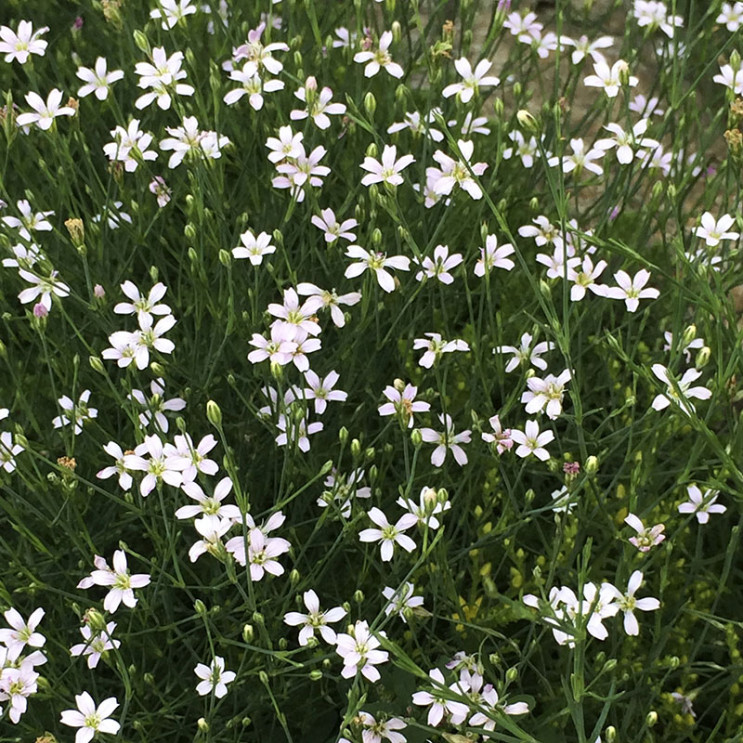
[567,256,608,301]
[360,145,415,187]
[114,280,171,325]
[411,668,469,727]
[76,57,124,100]
[494,333,554,373]
[311,208,357,243]
[678,484,726,524]
[150,0,198,29]
[60,692,120,743]
[353,31,403,78]
[70,622,120,669]
[0,608,45,661]
[52,390,97,435]
[134,47,194,110]
[548,138,604,176]
[562,34,613,64]
[378,383,430,428]
[124,434,189,496]
[302,370,347,414]
[102,119,158,172]
[583,59,638,98]
[0,431,24,473]
[510,420,554,461]
[396,486,450,529]
[442,58,500,103]
[81,550,151,613]
[419,413,472,467]
[296,282,361,327]
[358,712,407,743]
[335,620,389,682]
[481,415,514,455]
[650,364,711,415]
[290,76,346,129]
[717,2,743,32]
[283,590,347,645]
[359,507,417,561]
[16,89,76,130]
[176,477,240,523]
[427,140,488,200]
[694,212,740,247]
[413,333,469,368]
[605,269,659,312]
[232,229,276,265]
[344,246,410,293]
[521,370,572,420]
[0,21,48,64]
[382,582,424,623]
[593,119,659,165]
[194,656,236,698]
[610,570,660,635]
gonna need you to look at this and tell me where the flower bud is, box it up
[309,669,323,681]
[219,249,232,267]
[351,438,362,459]
[89,355,105,374]
[364,92,377,117]
[411,428,422,447]
[516,109,539,134]
[339,426,349,445]
[243,624,254,643]
[585,455,599,475]
[605,726,616,742]
[133,29,150,55]
[83,607,107,633]
[695,346,711,369]
[646,711,658,727]
[194,599,207,616]
[206,400,222,428]
[681,324,697,348]
[506,667,519,683]
[353,589,364,604]
[65,218,85,248]
[197,718,209,733]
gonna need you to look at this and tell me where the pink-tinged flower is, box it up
[0,21,48,64]
[678,484,726,524]
[474,234,515,276]
[481,414,513,454]
[60,692,120,742]
[378,383,430,428]
[275,410,323,452]
[344,246,410,293]
[284,590,347,646]
[494,332,554,373]
[624,513,665,551]
[634,0,683,37]
[248,325,298,366]
[694,212,740,247]
[609,570,661,635]
[360,145,415,187]
[605,269,659,312]
[272,144,330,201]
[413,333,469,368]
[583,59,638,98]
[511,420,554,460]
[359,711,408,743]
[419,413,472,467]
[83,549,151,613]
[229,21,289,76]
[335,620,389,682]
[266,126,304,163]
[0,608,45,661]
[414,244,463,284]
[359,507,417,561]
[150,176,172,207]
[442,58,500,103]
[302,370,347,414]
[76,57,125,100]
[226,527,291,580]
[224,63,285,109]
[353,31,403,78]
[650,364,711,415]
[427,140,488,200]
[388,109,444,142]
[194,656,236,698]
[411,668,469,727]
[290,76,346,129]
[16,88,76,131]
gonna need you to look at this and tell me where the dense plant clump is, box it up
[1,0,743,741]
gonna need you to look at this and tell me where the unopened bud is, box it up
[364,92,377,117]
[65,218,85,247]
[516,109,539,134]
[219,249,231,267]
[505,667,519,683]
[133,29,151,55]
[89,355,105,374]
[243,624,254,643]
[206,400,222,428]
[646,711,658,727]
[585,455,599,475]
[309,669,323,681]
[353,589,364,604]
[351,438,362,459]
[83,608,107,633]
[605,726,616,742]
[695,346,711,369]
[681,324,697,348]
[411,428,422,448]
[339,426,349,445]
[197,718,209,733]
[194,599,207,616]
